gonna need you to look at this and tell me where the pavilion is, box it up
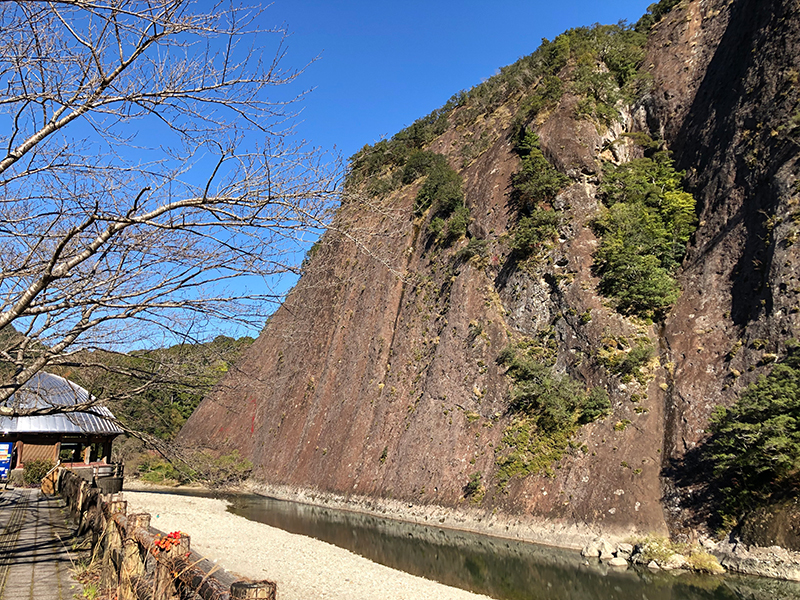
[0,372,123,478]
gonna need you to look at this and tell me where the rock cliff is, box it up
[180,0,800,545]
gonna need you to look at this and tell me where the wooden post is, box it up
[108,498,127,516]
[14,440,23,469]
[153,533,190,600]
[101,520,123,593]
[230,581,277,600]
[54,466,63,494]
[128,513,150,530]
[101,500,127,593]
[76,480,88,517]
[119,514,150,600]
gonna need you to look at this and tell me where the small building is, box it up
[0,372,123,475]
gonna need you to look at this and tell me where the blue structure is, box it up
[0,442,11,480]
[0,372,123,474]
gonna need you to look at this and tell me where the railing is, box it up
[58,468,276,600]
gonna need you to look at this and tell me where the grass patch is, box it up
[495,338,610,487]
[596,338,654,384]
[464,472,486,503]
[630,536,725,574]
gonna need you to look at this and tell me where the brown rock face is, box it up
[180,0,800,543]
[654,0,800,536]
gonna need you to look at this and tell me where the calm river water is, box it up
[161,488,800,600]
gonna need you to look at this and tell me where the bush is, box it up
[345,104,454,191]
[507,132,567,262]
[365,176,396,198]
[138,456,185,485]
[599,153,697,268]
[408,157,471,247]
[455,238,488,263]
[510,132,569,212]
[346,139,409,190]
[429,208,472,246]
[300,240,321,272]
[198,450,254,486]
[505,359,582,433]
[636,0,683,32]
[595,244,680,318]
[443,205,471,243]
[598,339,654,381]
[415,161,464,216]
[23,459,55,486]
[464,472,485,503]
[428,216,445,238]
[511,210,560,258]
[502,353,609,433]
[631,536,725,574]
[401,150,445,185]
[616,342,653,375]
[634,536,678,564]
[592,152,696,319]
[579,387,612,424]
[686,551,725,574]
[513,75,564,130]
[706,340,800,521]
[574,67,621,125]
[495,340,610,486]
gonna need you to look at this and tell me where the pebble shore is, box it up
[125,490,495,600]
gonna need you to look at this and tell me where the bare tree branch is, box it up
[0,0,340,409]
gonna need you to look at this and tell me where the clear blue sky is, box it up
[262,0,655,161]
[196,0,657,340]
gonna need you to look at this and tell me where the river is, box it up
[156,488,800,600]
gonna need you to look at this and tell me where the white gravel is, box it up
[125,490,495,600]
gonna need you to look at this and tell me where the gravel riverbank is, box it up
[125,490,495,600]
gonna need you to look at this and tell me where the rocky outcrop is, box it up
[714,537,800,580]
[738,500,800,550]
[180,0,800,553]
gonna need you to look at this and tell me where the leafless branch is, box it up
[0,0,340,409]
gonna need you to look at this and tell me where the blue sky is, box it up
[181,0,658,341]
[262,0,655,161]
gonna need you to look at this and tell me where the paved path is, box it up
[0,488,81,600]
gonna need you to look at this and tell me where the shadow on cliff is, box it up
[664,432,800,550]
[493,175,544,291]
[661,439,725,536]
[672,0,800,327]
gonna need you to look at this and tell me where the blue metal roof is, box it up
[0,372,123,436]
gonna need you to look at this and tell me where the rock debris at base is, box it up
[125,491,494,600]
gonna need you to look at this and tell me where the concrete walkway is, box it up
[0,488,81,600]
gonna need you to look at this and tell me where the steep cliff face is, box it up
[180,0,800,543]
[648,0,800,534]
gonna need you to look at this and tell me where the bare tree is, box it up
[0,0,340,415]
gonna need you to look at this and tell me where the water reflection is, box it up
[143,488,800,600]
[222,494,800,600]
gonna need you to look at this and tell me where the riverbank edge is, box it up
[237,480,633,552]
[124,478,800,582]
[124,478,636,549]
